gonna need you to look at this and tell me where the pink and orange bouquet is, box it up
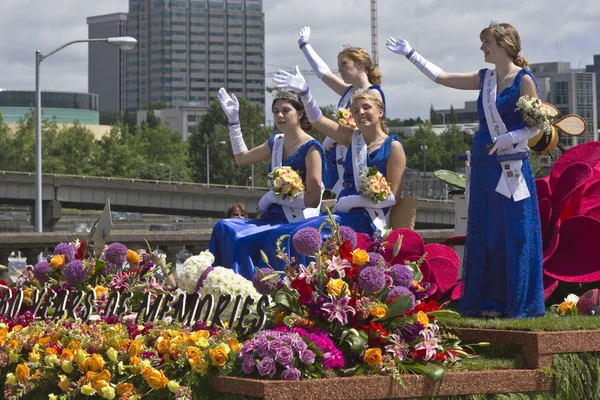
[359,166,393,203]
[267,166,305,200]
[333,108,357,130]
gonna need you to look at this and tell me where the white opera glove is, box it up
[333,193,396,213]
[322,136,336,152]
[273,66,322,123]
[297,27,331,80]
[488,132,516,155]
[509,126,539,142]
[218,88,247,155]
[258,190,307,214]
[258,191,276,215]
[386,37,442,81]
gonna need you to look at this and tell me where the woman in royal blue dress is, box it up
[272,67,406,236]
[209,88,325,279]
[386,22,545,318]
[296,27,386,197]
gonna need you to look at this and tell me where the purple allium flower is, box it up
[251,268,279,295]
[63,260,88,286]
[53,242,76,263]
[358,267,386,294]
[281,366,301,381]
[103,243,128,267]
[322,350,345,369]
[389,264,413,287]
[292,227,323,256]
[33,261,51,283]
[241,355,255,374]
[387,286,416,311]
[275,346,294,367]
[339,226,357,248]
[299,349,315,365]
[256,356,276,377]
[363,252,384,269]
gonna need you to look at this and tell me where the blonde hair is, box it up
[352,93,387,133]
[480,22,529,69]
[339,47,382,85]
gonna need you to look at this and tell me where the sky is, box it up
[0,0,599,120]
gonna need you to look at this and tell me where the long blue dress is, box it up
[209,135,325,279]
[323,85,387,192]
[458,68,545,318]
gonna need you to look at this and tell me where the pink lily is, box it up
[321,294,356,326]
[325,256,351,278]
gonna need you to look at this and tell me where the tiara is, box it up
[272,89,299,103]
[488,21,507,36]
[340,44,365,53]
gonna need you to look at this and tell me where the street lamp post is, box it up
[159,163,172,182]
[34,36,137,233]
[421,144,428,177]
[207,141,226,185]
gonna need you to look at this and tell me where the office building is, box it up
[585,55,600,128]
[124,0,265,113]
[87,13,129,113]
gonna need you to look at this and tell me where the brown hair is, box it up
[352,93,388,134]
[271,98,313,132]
[339,47,382,85]
[225,203,247,218]
[479,23,530,69]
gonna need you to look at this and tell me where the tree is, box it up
[449,105,458,124]
[439,125,471,170]
[429,104,441,125]
[403,122,443,173]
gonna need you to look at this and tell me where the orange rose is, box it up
[51,254,65,268]
[91,369,111,393]
[84,354,105,372]
[57,375,71,392]
[351,249,369,266]
[416,311,429,329]
[128,340,143,357]
[126,250,140,265]
[370,306,387,319]
[67,340,82,352]
[129,355,141,374]
[363,348,383,366]
[116,382,134,396]
[142,367,169,390]
[94,286,108,300]
[15,363,29,383]
[228,339,240,352]
[186,346,203,361]
[209,346,228,367]
[60,348,74,361]
[156,337,171,355]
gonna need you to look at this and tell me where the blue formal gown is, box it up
[209,135,325,279]
[458,68,545,318]
[323,85,387,192]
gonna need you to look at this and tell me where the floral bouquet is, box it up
[360,166,393,203]
[251,217,479,382]
[515,95,554,134]
[550,293,579,316]
[267,166,305,200]
[332,108,357,130]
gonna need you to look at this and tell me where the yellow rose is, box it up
[273,177,283,188]
[58,374,71,392]
[370,306,387,319]
[28,350,40,363]
[370,184,381,194]
[363,348,383,366]
[101,386,116,400]
[156,337,171,355]
[292,177,302,188]
[228,339,241,352]
[416,311,429,329]
[339,118,348,126]
[91,369,111,393]
[51,254,65,268]
[84,354,105,372]
[128,340,143,357]
[61,348,74,361]
[281,184,291,194]
[190,357,209,374]
[126,250,140,265]
[81,384,96,396]
[341,110,350,119]
[67,340,82,352]
[61,360,74,374]
[142,367,169,390]
[281,173,292,183]
[167,380,180,393]
[6,373,17,386]
[209,346,228,367]
[95,286,108,300]
[129,356,141,374]
[326,278,349,298]
[186,346,203,363]
[15,363,29,383]
[116,382,134,395]
[351,249,369,266]
[107,347,118,362]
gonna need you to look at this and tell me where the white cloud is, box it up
[1,0,598,119]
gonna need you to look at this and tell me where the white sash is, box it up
[482,69,530,201]
[334,131,390,234]
[260,134,322,222]
[331,143,347,197]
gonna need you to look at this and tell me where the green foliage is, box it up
[554,352,600,400]
[430,104,442,125]
[445,313,600,331]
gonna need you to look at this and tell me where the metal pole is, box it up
[168,166,172,182]
[34,50,43,233]
[206,144,210,185]
[251,130,254,188]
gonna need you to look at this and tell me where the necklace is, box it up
[367,135,385,149]
[497,65,516,87]
[284,135,301,147]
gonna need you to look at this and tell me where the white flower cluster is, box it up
[177,251,215,294]
[515,95,553,134]
[198,266,262,320]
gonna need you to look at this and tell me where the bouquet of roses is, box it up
[515,95,553,134]
[360,166,393,203]
[332,108,357,130]
[267,166,305,200]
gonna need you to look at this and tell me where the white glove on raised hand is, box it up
[298,26,311,47]
[217,88,239,124]
[273,66,309,94]
[488,132,516,155]
[386,36,442,82]
[297,27,331,80]
[385,37,413,56]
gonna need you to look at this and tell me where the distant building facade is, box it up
[585,54,600,130]
[136,103,207,141]
[433,101,478,124]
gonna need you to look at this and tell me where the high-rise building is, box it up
[87,13,129,113]
[531,62,598,144]
[586,55,600,128]
[124,0,265,114]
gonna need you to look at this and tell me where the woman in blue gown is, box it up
[209,88,325,279]
[386,22,545,318]
[296,27,386,197]
[272,67,406,239]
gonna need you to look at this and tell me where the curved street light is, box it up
[34,36,137,233]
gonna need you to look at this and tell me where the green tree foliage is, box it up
[430,104,441,125]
